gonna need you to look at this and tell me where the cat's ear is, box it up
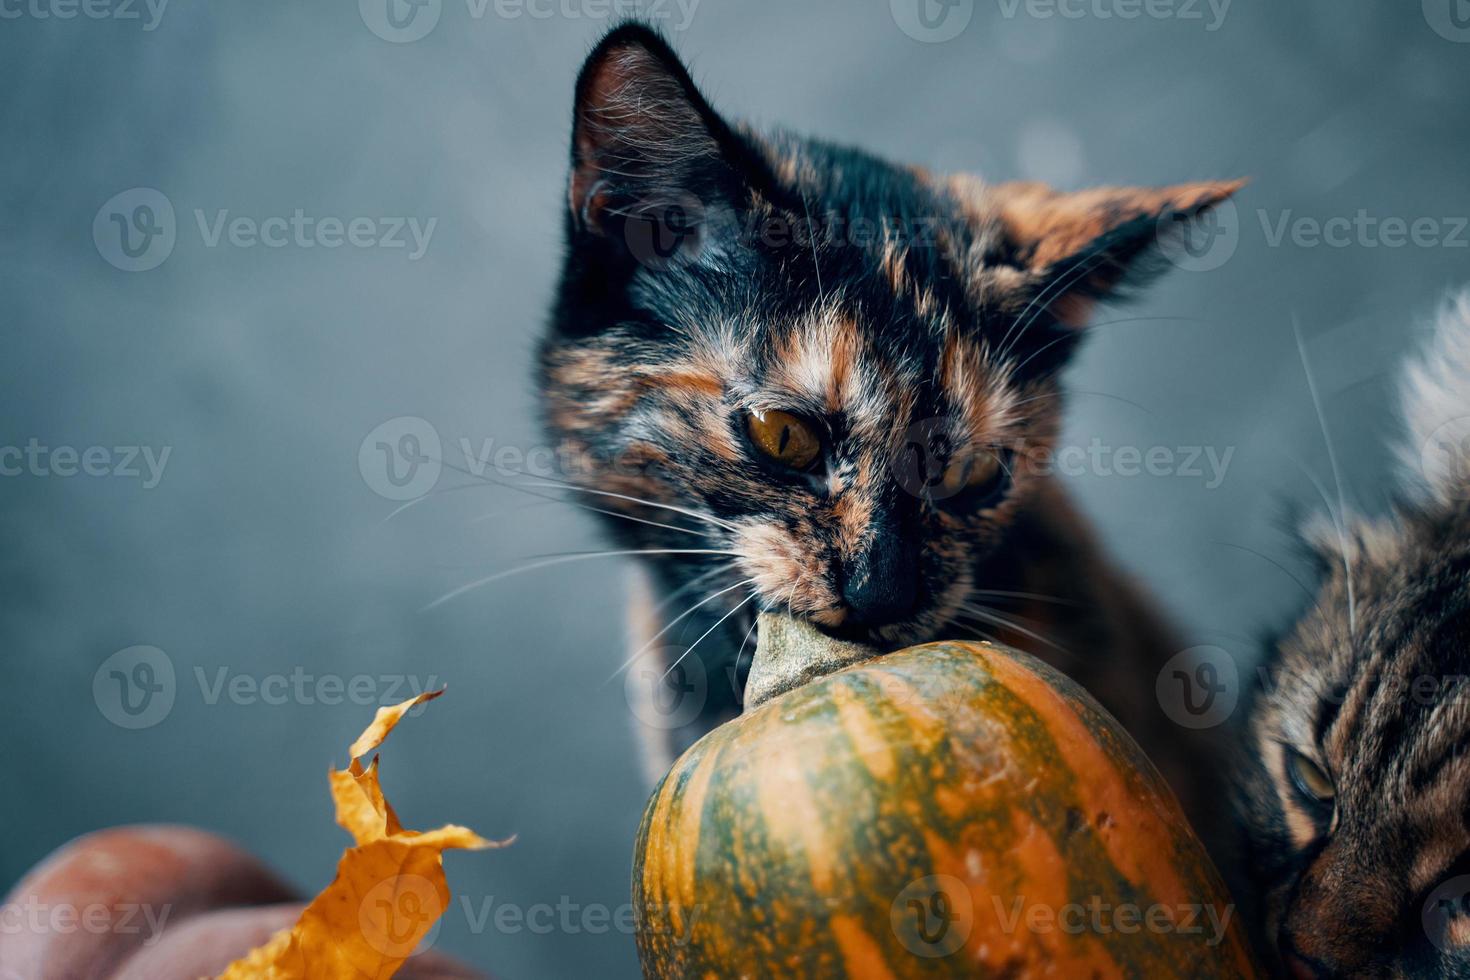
[567,24,748,263]
[980,179,1245,327]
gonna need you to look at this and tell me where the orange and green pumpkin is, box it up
[632,638,1259,979]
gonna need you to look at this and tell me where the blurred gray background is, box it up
[3,1,1468,975]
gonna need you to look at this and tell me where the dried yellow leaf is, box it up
[348,689,443,762]
[219,689,508,979]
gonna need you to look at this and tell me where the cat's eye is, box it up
[937,448,1007,502]
[746,410,822,471]
[1288,750,1336,804]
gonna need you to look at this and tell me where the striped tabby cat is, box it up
[1238,293,1470,978]
[542,24,1241,847]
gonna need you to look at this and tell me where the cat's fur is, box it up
[541,23,1240,844]
[1237,292,1470,978]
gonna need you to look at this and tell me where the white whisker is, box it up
[469,500,559,525]
[388,452,724,539]
[733,614,760,687]
[967,588,1080,607]
[379,481,504,524]
[560,499,722,538]
[1006,387,1153,416]
[421,549,738,611]
[429,453,735,536]
[957,604,1077,663]
[652,561,742,617]
[607,577,758,682]
[661,591,759,682]
[1210,541,1317,604]
[997,240,1116,364]
[1292,314,1357,636]
[514,479,740,533]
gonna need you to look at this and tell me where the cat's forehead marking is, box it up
[755,304,904,439]
[879,240,908,298]
[876,239,940,320]
[938,329,1030,451]
[743,301,1033,463]
[770,305,864,413]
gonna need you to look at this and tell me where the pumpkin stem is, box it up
[744,613,882,711]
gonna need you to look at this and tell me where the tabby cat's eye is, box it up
[1288,750,1336,804]
[747,410,821,471]
[937,448,1006,501]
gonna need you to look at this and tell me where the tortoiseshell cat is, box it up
[1238,293,1470,978]
[541,24,1239,839]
